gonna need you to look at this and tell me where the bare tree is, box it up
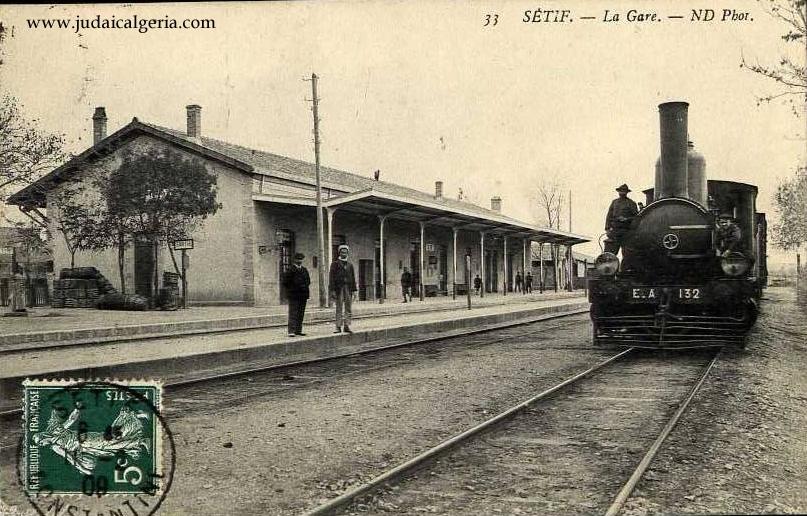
[0,20,67,204]
[773,165,807,249]
[533,179,565,230]
[533,179,566,290]
[741,1,807,263]
[0,96,68,202]
[740,0,806,117]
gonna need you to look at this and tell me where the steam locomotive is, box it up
[588,101,768,348]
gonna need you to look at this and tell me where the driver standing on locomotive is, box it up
[604,183,639,255]
[715,212,742,257]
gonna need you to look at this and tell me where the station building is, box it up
[8,105,589,306]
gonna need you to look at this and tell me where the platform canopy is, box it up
[254,187,589,246]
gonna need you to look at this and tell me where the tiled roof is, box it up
[142,123,518,223]
[8,119,588,244]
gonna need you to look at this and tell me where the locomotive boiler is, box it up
[588,101,767,348]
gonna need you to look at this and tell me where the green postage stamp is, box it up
[22,379,166,498]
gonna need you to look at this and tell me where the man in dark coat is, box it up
[525,271,533,293]
[400,267,412,303]
[604,184,639,255]
[329,244,357,333]
[283,252,310,337]
[515,271,523,293]
[715,214,742,257]
[473,274,482,295]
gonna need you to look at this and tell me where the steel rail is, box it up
[0,308,589,424]
[303,347,635,516]
[167,308,589,389]
[604,348,722,516]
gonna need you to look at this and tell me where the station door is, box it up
[358,259,374,301]
[277,229,295,304]
[485,250,498,293]
[134,236,155,298]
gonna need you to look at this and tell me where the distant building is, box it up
[8,105,589,306]
[0,227,52,306]
[531,243,593,290]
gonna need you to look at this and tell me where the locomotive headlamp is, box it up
[595,252,619,276]
[720,253,750,277]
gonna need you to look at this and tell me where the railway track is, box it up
[0,310,590,454]
[304,346,722,515]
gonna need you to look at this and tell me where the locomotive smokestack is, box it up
[656,102,689,200]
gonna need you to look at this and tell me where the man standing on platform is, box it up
[329,244,357,333]
[525,271,533,293]
[400,267,412,303]
[473,274,482,295]
[283,253,310,337]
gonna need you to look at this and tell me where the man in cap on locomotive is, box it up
[329,244,357,333]
[604,184,639,255]
[715,212,742,257]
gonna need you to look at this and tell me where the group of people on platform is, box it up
[404,269,535,299]
[282,244,542,337]
[282,244,357,338]
[472,272,533,295]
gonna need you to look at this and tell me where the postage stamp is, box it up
[21,379,169,504]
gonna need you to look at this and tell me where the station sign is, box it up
[171,239,194,250]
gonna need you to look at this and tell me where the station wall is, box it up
[46,135,251,304]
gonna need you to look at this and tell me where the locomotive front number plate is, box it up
[629,287,704,302]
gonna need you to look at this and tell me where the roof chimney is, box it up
[435,181,443,199]
[92,107,107,144]
[186,104,202,138]
[490,196,502,212]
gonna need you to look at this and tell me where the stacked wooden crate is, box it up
[158,272,180,310]
[51,268,117,308]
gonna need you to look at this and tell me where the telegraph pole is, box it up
[309,73,327,308]
[568,189,573,291]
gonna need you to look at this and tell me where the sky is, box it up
[0,0,804,261]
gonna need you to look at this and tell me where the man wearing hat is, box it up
[715,212,742,257]
[329,244,357,333]
[604,184,639,254]
[283,252,311,337]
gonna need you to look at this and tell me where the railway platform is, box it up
[0,290,583,351]
[0,291,589,410]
